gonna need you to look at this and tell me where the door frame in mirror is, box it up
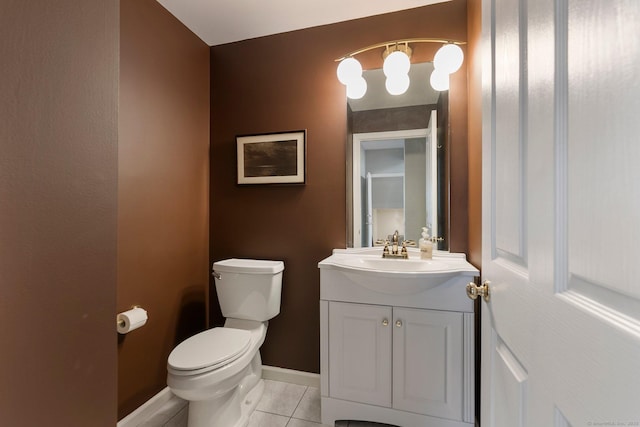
[352,128,437,248]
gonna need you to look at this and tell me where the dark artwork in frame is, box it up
[243,139,298,178]
[236,130,306,185]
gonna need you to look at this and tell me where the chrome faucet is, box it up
[391,230,399,254]
[382,230,408,259]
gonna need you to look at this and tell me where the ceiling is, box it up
[156,0,451,46]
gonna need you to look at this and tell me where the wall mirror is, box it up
[346,62,449,250]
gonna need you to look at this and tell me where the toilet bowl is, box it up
[167,259,284,427]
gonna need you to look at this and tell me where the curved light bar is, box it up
[335,38,465,62]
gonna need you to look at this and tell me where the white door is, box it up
[481,0,640,426]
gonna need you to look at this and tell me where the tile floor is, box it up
[249,380,396,427]
[138,379,396,427]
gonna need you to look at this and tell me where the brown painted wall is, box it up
[210,1,468,373]
[450,54,470,254]
[0,1,119,426]
[118,0,210,419]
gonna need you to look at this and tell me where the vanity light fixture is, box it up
[429,68,450,91]
[382,43,411,96]
[335,38,466,99]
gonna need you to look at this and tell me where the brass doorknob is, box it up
[466,281,490,302]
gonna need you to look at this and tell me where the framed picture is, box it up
[236,130,306,185]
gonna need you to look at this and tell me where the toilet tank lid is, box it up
[212,258,284,274]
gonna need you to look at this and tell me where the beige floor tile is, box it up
[292,386,321,423]
[248,410,290,427]
[256,379,307,417]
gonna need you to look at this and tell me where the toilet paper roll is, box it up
[117,307,148,334]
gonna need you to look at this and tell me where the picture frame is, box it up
[236,130,306,185]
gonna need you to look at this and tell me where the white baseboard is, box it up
[261,365,320,388]
[117,387,181,427]
[117,366,319,427]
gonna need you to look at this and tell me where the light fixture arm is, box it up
[335,38,466,62]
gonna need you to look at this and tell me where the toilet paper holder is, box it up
[117,305,140,328]
[117,306,148,334]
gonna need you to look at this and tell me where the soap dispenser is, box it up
[419,227,433,260]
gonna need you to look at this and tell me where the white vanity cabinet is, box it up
[319,249,478,427]
[328,302,464,419]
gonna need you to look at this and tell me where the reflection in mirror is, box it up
[347,62,449,250]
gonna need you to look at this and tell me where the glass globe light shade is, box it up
[385,74,410,96]
[433,44,464,74]
[383,50,411,78]
[346,76,367,99]
[337,57,363,85]
[430,69,449,91]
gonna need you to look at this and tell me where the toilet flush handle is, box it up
[212,271,221,280]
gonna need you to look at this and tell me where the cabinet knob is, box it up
[395,320,403,328]
[382,318,389,326]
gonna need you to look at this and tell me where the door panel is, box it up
[492,333,527,427]
[564,0,640,321]
[494,0,526,264]
[482,0,640,425]
[392,308,463,420]
[328,302,392,407]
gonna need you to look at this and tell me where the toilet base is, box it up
[187,379,263,427]
[236,378,264,427]
[186,353,264,427]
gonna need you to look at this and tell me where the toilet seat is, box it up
[168,328,252,376]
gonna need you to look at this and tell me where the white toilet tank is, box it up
[212,258,284,321]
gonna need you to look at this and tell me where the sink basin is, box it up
[333,256,461,273]
[319,247,478,295]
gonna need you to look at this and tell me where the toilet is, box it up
[167,258,284,427]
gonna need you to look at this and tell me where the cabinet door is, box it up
[328,301,392,407]
[392,307,463,420]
